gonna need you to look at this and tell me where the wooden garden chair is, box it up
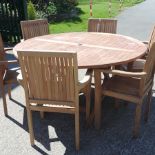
[20,19,49,40]
[88,18,117,33]
[0,33,20,116]
[17,50,92,150]
[88,18,117,83]
[101,41,155,138]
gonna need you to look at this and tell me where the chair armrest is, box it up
[102,69,146,78]
[4,47,13,52]
[0,60,18,66]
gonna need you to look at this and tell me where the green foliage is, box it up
[36,2,57,19]
[27,1,36,20]
[31,0,78,22]
[53,0,78,14]
[49,0,144,33]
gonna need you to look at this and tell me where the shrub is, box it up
[36,1,57,19]
[30,0,78,22]
[27,1,36,20]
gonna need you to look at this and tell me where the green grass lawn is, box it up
[49,0,144,33]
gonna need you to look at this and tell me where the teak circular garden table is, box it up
[13,32,147,129]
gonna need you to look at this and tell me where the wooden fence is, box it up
[0,0,27,43]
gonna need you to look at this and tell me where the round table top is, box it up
[14,32,147,69]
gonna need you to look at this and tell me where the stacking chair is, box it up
[17,50,92,150]
[0,33,19,116]
[20,19,49,40]
[127,26,155,71]
[88,18,117,83]
[101,41,155,138]
[88,18,117,33]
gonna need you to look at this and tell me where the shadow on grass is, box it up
[49,7,85,24]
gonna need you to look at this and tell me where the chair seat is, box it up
[131,59,145,71]
[103,76,141,97]
[4,67,20,84]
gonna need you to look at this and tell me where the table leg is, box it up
[94,69,102,129]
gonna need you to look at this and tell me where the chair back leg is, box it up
[144,89,152,122]
[27,109,35,145]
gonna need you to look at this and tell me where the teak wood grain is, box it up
[14,32,147,69]
[101,41,155,137]
[0,33,19,116]
[88,18,117,33]
[18,50,92,150]
[14,32,147,130]
[129,26,155,71]
[20,19,49,40]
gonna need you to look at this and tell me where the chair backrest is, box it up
[0,33,6,78]
[20,19,49,40]
[88,18,117,33]
[143,42,155,86]
[0,33,5,61]
[18,50,78,107]
[148,26,155,50]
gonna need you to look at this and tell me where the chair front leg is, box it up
[40,111,44,119]
[114,99,121,110]
[0,82,8,116]
[133,103,142,138]
[85,84,91,121]
[75,108,80,150]
[8,84,12,99]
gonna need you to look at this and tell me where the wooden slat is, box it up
[29,99,74,106]
[30,105,75,114]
